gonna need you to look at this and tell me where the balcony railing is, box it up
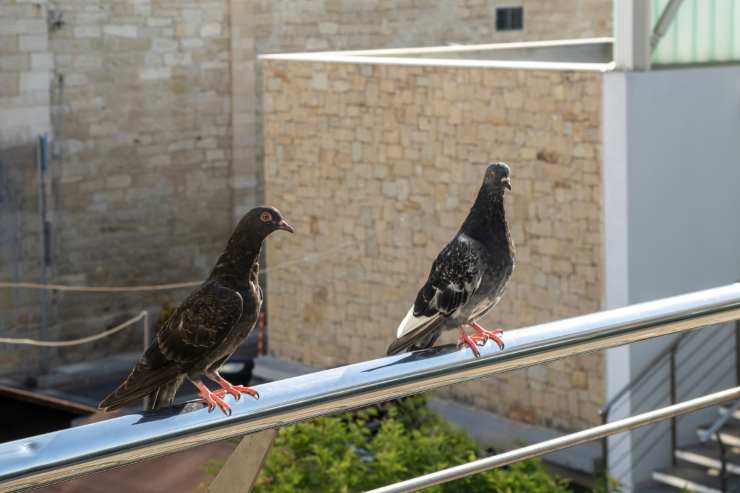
[2,283,740,492]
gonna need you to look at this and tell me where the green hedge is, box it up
[242,395,571,493]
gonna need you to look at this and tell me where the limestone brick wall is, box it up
[0,0,53,147]
[0,0,235,375]
[0,0,610,381]
[230,0,612,220]
[263,61,604,430]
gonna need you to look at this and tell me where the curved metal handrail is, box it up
[2,283,740,492]
[600,329,693,418]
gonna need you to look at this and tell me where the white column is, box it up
[613,0,652,71]
[602,71,633,490]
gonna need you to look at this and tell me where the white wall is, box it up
[604,64,740,489]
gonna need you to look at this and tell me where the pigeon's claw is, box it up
[209,372,261,402]
[212,385,260,401]
[469,321,505,350]
[211,393,232,416]
[457,326,481,358]
[193,379,232,416]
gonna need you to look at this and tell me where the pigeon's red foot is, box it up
[469,321,505,350]
[212,384,260,401]
[194,381,232,415]
[457,326,481,358]
[210,373,260,401]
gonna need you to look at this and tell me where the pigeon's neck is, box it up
[209,237,263,284]
[462,190,512,248]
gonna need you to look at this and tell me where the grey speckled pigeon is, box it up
[387,163,515,357]
[99,207,294,415]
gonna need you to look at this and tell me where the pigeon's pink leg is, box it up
[193,379,231,415]
[457,326,481,358]
[469,321,505,350]
[207,372,260,401]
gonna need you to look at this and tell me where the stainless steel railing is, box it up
[3,283,740,492]
[369,386,740,493]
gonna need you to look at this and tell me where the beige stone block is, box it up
[103,25,138,38]
[18,33,47,52]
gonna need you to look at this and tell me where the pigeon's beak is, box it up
[502,177,512,191]
[276,219,295,233]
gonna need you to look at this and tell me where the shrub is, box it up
[245,395,571,493]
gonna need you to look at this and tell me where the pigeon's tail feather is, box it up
[387,313,444,355]
[98,349,183,411]
[147,375,185,411]
[396,306,436,338]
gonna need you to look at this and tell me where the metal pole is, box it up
[2,283,740,492]
[670,349,677,465]
[601,411,609,491]
[36,134,51,374]
[717,433,728,493]
[366,386,740,493]
[650,0,685,51]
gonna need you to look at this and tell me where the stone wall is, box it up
[263,61,604,430]
[0,0,53,147]
[0,0,610,382]
[0,0,235,375]
[230,0,612,219]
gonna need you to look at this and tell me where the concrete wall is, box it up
[263,60,605,431]
[603,64,740,489]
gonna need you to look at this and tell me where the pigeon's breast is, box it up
[460,254,514,323]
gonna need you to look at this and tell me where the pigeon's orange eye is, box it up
[260,212,272,222]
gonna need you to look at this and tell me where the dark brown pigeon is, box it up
[99,207,294,415]
[387,163,515,357]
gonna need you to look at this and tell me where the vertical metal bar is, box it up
[36,134,51,373]
[601,411,609,491]
[718,433,727,493]
[670,349,678,465]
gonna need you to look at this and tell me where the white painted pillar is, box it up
[613,0,652,71]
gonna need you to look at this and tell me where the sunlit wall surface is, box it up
[652,0,740,64]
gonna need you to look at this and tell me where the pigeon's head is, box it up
[240,206,295,238]
[483,162,512,193]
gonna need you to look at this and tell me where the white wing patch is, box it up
[396,305,436,338]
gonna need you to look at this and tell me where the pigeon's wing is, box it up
[98,283,243,411]
[388,235,483,355]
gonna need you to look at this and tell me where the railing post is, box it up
[717,433,728,493]
[669,349,677,465]
[601,411,609,491]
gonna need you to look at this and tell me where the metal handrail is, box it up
[600,329,692,417]
[600,298,740,486]
[2,283,740,492]
[700,400,740,493]
[701,400,740,442]
[367,386,740,493]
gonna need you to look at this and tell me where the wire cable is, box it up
[0,311,146,347]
